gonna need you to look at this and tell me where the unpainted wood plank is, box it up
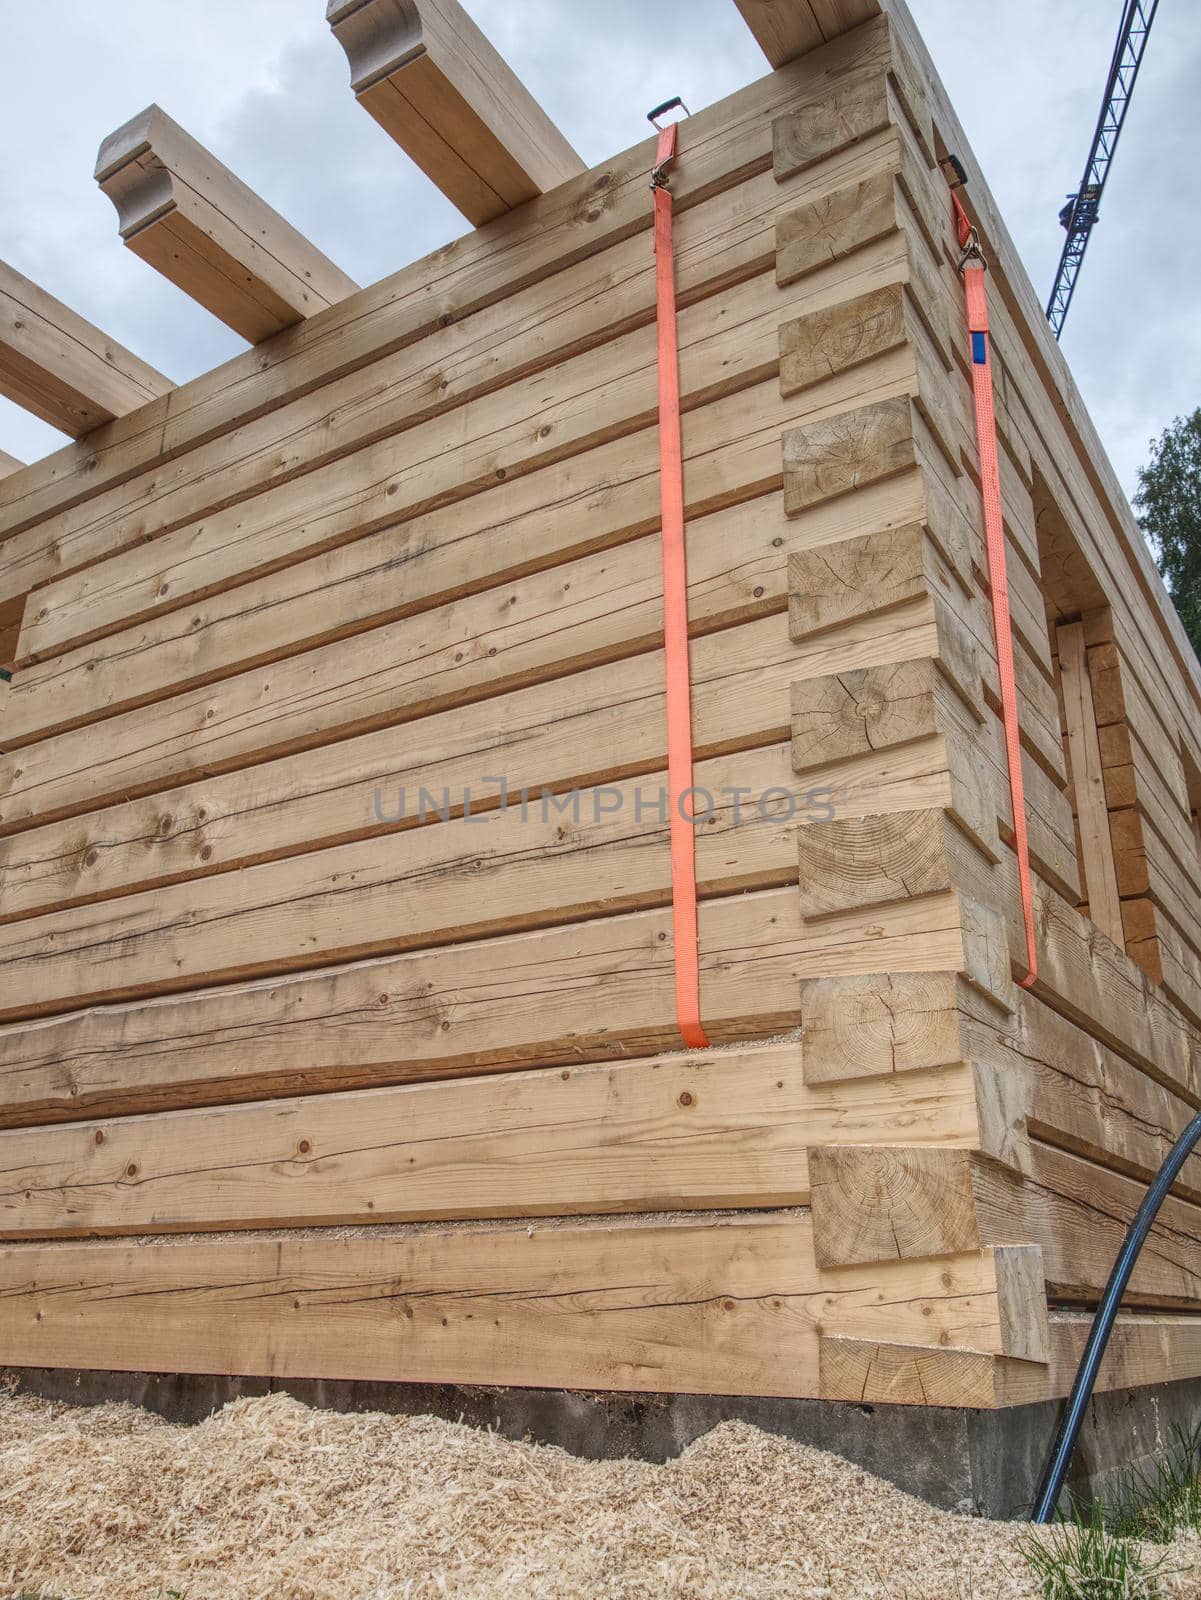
[772,60,890,178]
[0,20,897,568]
[820,1337,1015,1406]
[15,259,811,674]
[0,596,949,919]
[1056,620,1124,946]
[1015,988,1201,1201]
[827,1310,1201,1407]
[0,1218,1015,1395]
[0,743,819,1019]
[0,259,170,437]
[783,394,915,511]
[0,883,983,1126]
[0,1050,995,1239]
[799,969,1006,1084]
[780,281,917,397]
[95,106,358,343]
[327,0,584,225]
[796,807,995,921]
[810,1145,1022,1270]
[1024,1141,1201,1307]
[14,164,817,668]
[1,413,957,839]
[733,0,826,65]
[772,106,956,294]
[0,450,23,478]
[6,257,860,741]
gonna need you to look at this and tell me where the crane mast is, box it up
[1046,0,1158,338]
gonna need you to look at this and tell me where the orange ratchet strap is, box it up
[650,101,709,1047]
[950,181,1037,989]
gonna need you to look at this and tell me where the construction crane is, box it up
[1045,0,1159,338]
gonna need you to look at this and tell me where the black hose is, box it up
[1031,1108,1201,1522]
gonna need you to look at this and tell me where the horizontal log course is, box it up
[8,263,794,679]
[0,598,938,917]
[0,19,897,590]
[0,1048,996,1238]
[95,105,359,343]
[15,156,854,666]
[0,743,835,1018]
[0,259,170,437]
[0,1219,1019,1395]
[0,528,959,851]
[1028,1141,1201,1308]
[821,1307,1201,1407]
[1014,989,1201,1200]
[5,252,912,743]
[0,882,987,1126]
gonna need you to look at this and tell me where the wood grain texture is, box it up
[13,163,817,672]
[327,0,584,225]
[5,257,848,745]
[810,1145,1007,1266]
[780,280,921,397]
[0,608,797,917]
[0,1052,995,1239]
[0,259,169,437]
[796,808,992,921]
[0,744,818,1019]
[788,518,969,644]
[95,106,358,343]
[783,394,917,511]
[1057,620,1123,946]
[733,0,827,66]
[0,20,897,580]
[820,1337,1014,1406]
[773,65,890,179]
[0,1219,1015,1395]
[800,969,998,1084]
[0,883,984,1127]
[825,1308,1201,1407]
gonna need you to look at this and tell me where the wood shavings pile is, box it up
[0,1388,1193,1599]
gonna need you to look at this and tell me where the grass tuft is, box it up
[1020,1502,1178,1600]
[1105,1423,1201,1545]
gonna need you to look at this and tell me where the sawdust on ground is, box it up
[0,1389,1195,1599]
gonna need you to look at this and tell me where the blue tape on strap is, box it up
[971,330,988,364]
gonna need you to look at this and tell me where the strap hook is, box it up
[957,225,988,274]
[648,96,690,189]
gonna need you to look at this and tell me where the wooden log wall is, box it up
[0,5,1198,1408]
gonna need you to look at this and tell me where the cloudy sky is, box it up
[1,0,1197,506]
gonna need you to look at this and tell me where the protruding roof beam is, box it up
[327,0,585,226]
[734,0,882,66]
[95,106,360,345]
[0,259,171,437]
[0,450,24,478]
